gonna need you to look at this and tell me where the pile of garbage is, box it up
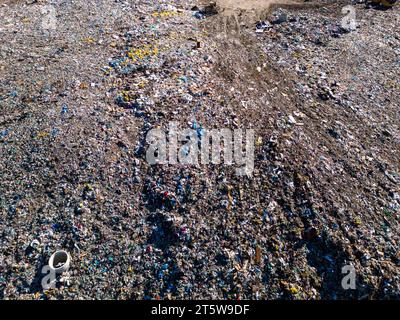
[0,0,399,299]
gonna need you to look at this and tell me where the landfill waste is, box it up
[0,0,399,300]
[49,251,71,274]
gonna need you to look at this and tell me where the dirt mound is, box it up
[216,0,302,12]
[201,0,327,29]
[221,0,322,17]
